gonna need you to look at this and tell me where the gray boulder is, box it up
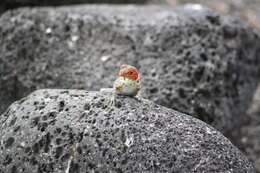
[0,5,259,135]
[155,0,260,30]
[0,89,255,172]
[237,84,260,173]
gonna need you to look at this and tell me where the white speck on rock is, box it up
[71,35,79,42]
[186,4,204,11]
[125,134,134,147]
[101,55,110,62]
[45,28,52,34]
[20,142,26,147]
[205,127,212,134]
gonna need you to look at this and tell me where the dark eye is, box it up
[129,71,133,74]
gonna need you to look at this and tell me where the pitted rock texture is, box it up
[0,5,259,135]
[0,89,255,173]
[153,0,260,29]
[236,84,260,173]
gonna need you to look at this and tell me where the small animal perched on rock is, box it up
[100,64,140,106]
[114,64,140,96]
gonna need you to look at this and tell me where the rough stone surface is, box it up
[153,0,260,30]
[0,5,259,135]
[150,1,260,171]
[235,84,260,173]
[0,89,255,173]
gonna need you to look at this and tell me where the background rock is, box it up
[2,0,260,30]
[0,5,259,137]
[0,0,146,14]
[0,89,255,172]
[236,85,260,173]
[150,0,260,30]
[147,1,260,172]
[156,1,260,171]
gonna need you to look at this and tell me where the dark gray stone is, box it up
[236,84,260,173]
[0,89,255,172]
[0,5,259,135]
[155,0,260,29]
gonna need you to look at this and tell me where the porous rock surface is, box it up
[157,0,260,29]
[0,5,259,135]
[0,89,255,173]
[238,84,260,173]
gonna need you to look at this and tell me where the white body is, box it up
[113,77,140,96]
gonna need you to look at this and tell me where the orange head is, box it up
[118,64,139,81]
